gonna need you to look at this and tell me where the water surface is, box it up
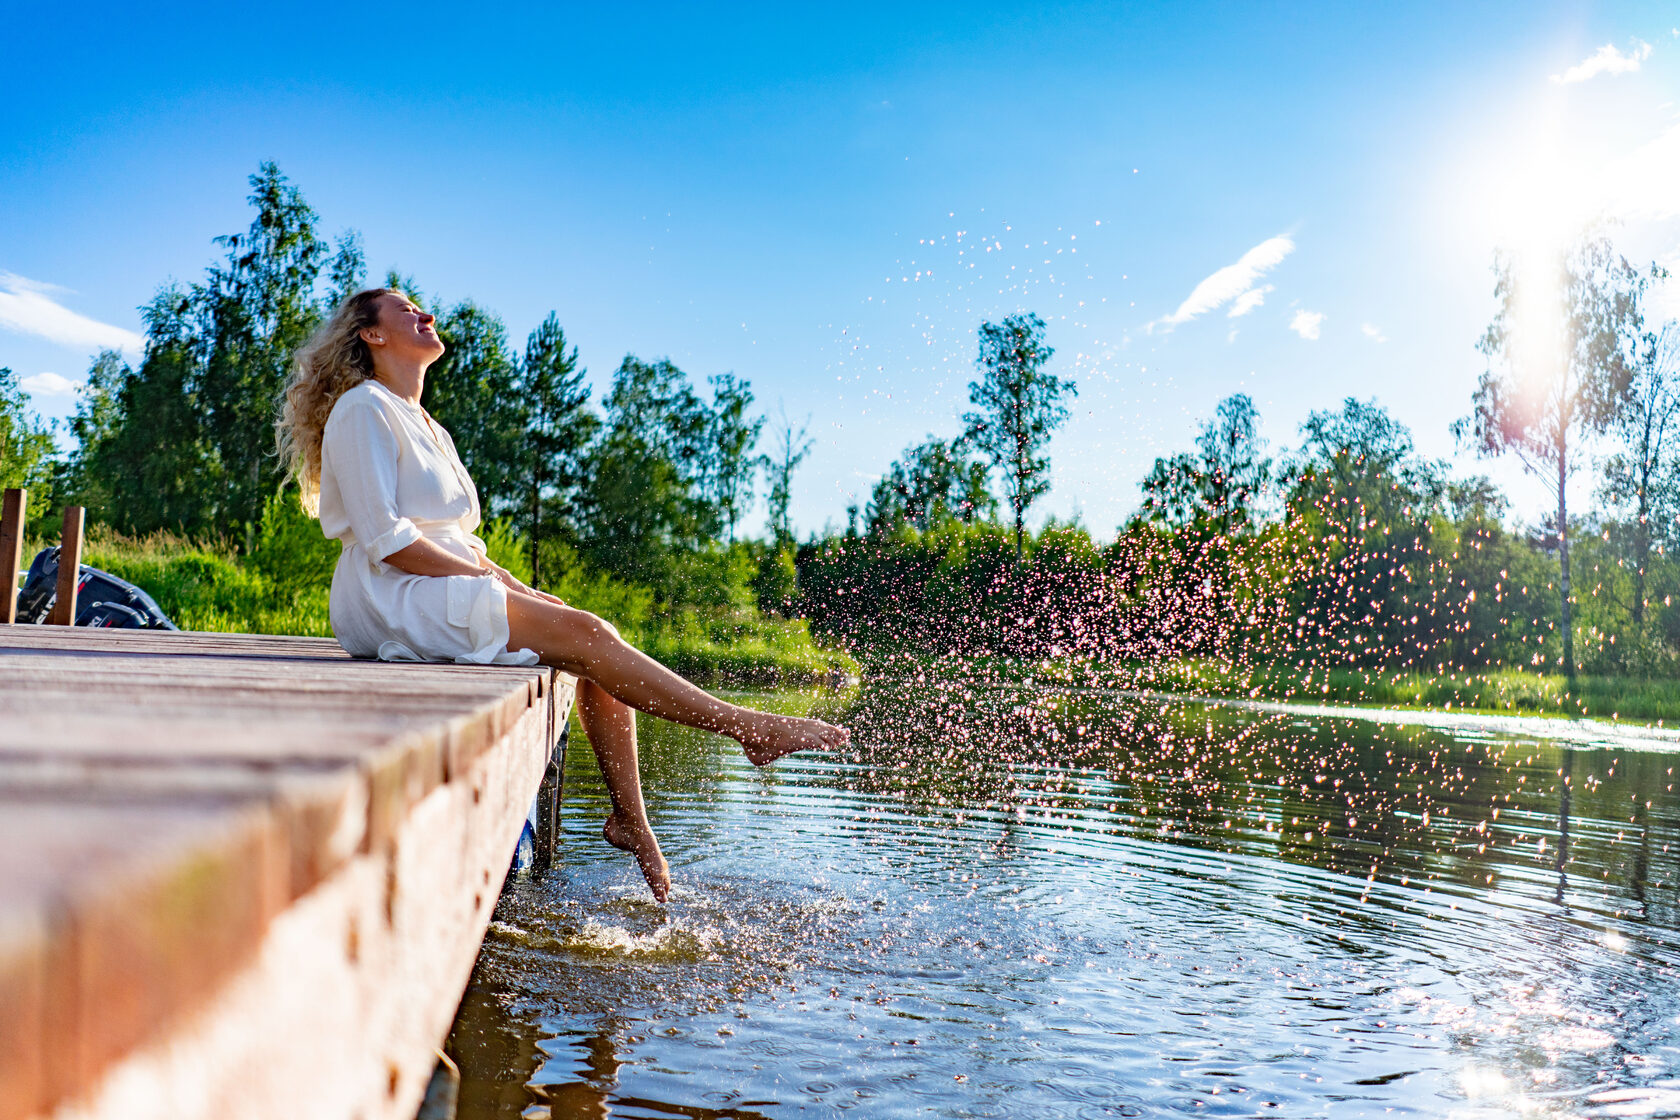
[449,682,1680,1118]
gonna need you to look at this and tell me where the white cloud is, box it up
[1227,284,1273,318]
[1290,310,1324,340]
[1552,40,1652,84]
[1360,322,1387,343]
[19,372,81,396]
[1156,236,1294,330]
[0,272,144,355]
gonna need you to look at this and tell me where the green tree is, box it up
[1437,481,1556,669]
[63,349,129,518]
[702,373,763,542]
[962,312,1075,560]
[71,290,220,535]
[1457,235,1651,681]
[577,356,709,585]
[1136,452,1204,528]
[1286,397,1444,544]
[518,313,597,587]
[751,543,799,616]
[1192,393,1270,536]
[249,488,340,590]
[322,231,366,311]
[1279,398,1449,665]
[424,300,526,520]
[196,162,329,539]
[1598,319,1680,633]
[0,367,59,536]
[764,408,814,546]
[866,435,994,534]
[67,164,353,540]
[1139,393,1271,536]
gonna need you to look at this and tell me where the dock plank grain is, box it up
[0,627,573,1120]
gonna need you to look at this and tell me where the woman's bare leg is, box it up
[576,678,670,902]
[505,591,849,764]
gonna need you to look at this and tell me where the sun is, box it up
[1461,97,1607,393]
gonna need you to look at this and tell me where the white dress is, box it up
[318,379,538,666]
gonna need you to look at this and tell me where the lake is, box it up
[447,680,1680,1118]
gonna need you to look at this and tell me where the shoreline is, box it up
[873,672,1680,752]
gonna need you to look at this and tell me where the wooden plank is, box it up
[0,758,368,903]
[0,680,539,774]
[0,628,353,659]
[0,895,47,1120]
[22,674,554,1120]
[46,508,83,627]
[0,628,570,1120]
[0,626,550,683]
[0,489,23,626]
[0,649,531,696]
[0,708,522,855]
[0,793,287,1114]
[0,712,417,760]
[0,674,522,719]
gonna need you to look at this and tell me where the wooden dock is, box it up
[0,625,574,1120]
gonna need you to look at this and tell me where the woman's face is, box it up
[364,292,445,363]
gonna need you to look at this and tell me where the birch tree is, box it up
[1456,235,1650,681]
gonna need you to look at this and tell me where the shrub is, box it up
[249,489,339,589]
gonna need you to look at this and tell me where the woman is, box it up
[277,288,849,902]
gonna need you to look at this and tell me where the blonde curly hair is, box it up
[276,288,398,515]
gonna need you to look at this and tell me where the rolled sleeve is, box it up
[323,394,425,562]
[367,516,424,562]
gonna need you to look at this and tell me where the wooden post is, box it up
[533,721,570,871]
[48,505,85,626]
[0,488,24,625]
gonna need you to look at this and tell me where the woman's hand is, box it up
[479,556,524,591]
[478,557,568,607]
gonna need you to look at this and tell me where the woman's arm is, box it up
[383,538,495,579]
[385,539,566,606]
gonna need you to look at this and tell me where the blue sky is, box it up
[5,2,1680,538]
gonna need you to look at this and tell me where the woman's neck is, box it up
[372,360,427,405]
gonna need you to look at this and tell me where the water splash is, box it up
[450,687,1680,1119]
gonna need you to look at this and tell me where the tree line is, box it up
[10,163,1670,688]
[798,234,1680,685]
[2,164,1078,644]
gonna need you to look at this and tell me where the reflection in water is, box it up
[1558,748,1573,906]
[449,682,1680,1118]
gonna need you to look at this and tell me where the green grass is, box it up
[26,532,1677,712]
[78,529,332,637]
[884,652,1680,727]
[51,527,856,687]
[645,615,856,687]
[1116,660,1680,724]
[1107,660,1604,719]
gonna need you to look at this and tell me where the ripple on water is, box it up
[452,692,1680,1120]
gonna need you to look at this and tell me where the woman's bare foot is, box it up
[733,711,851,767]
[603,811,670,903]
